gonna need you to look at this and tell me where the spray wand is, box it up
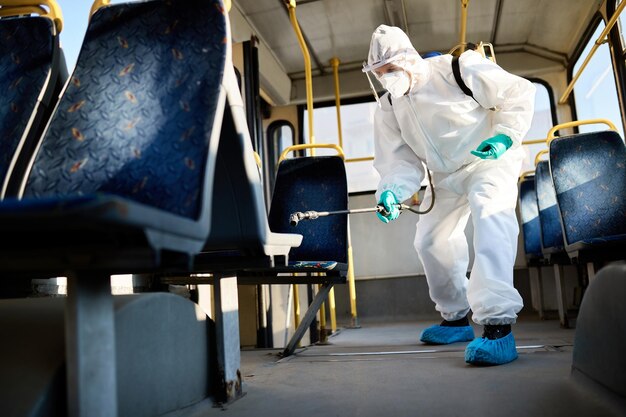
[289,204,422,226]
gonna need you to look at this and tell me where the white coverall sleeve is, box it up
[460,51,536,146]
[373,99,425,203]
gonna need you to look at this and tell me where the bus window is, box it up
[521,82,556,173]
[573,20,625,138]
[303,101,380,193]
[307,82,554,192]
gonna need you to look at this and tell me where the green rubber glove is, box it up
[376,190,400,223]
[471,134,513,160]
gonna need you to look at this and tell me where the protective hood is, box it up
[363,25,419,72]
[363,25,431,94]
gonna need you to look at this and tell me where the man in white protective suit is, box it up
[363,25,535,366]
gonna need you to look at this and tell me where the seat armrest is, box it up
[263,231,303,257]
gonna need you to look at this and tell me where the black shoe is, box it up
[440,314,470,327]
[482,324,511,340]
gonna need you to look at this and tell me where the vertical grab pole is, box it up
[459,0,469,54]
[329,57,345,333]
[293,284,301,346]
[331,57,359,329]
[347,226,360,328]
[330,57,343,149]
[318,284,328,343]
[287,0,315,154]
[288,0,320,342]
[328,285,337,334]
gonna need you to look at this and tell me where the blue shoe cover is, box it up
[419,325,475,345]
[464,332,518,365]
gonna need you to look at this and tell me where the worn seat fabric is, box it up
[549,131,626,262]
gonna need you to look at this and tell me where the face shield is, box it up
[363,65,383,107]
[364,25,420,106]
[362,50,413,107]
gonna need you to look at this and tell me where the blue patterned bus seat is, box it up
[535,160,565,255]
[23,0,226,221]
[268,156,348,266]
[0,0,229,266]
[518,176,543,260]
[549,130,626,259]
[0,16,61,197]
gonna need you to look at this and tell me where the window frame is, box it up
[568,11,626,134]
[608,1,626,131]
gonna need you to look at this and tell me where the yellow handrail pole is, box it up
[521,138,548,145]
[346,156,375,163]
[523,119,617,169]
[331,55,363,329]
[287,0,315,155]
[534,149,549,167]
[318,284,328,343]
[293,284,301,345]
[286,6,315,344]
[518,170,535,180]
[559,1,626,105]
[330,57,343,149]
[328,56,345,333]
[547,118,617,140]
[279,143,345,162]
[328,286,337,333]
[346,226,359,328]
[459,0,469,54]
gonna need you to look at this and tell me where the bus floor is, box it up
[166,313,624,417]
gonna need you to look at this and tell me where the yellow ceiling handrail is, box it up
[89,0,110,18]
[0,0,63,32]
[279,144,345,163]
[547,118,617,142]
[558,1,626,105]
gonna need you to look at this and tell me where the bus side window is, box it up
[572,19,625,138]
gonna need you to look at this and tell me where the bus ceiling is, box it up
[230,0,605,105]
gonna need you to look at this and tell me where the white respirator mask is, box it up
[379,71,411,99]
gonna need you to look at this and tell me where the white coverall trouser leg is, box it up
[414,148,525,325]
